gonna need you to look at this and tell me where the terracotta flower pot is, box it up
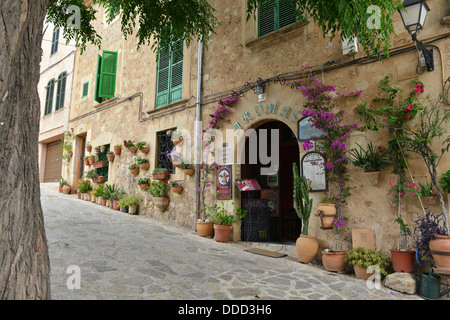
[107,153,115,162]
[429,235,450,272]
[172,161,182,168]
[86,145,92,152]
[172,138,183,146]
[315,203,337,230]
[140,146,150,154]
[84,159,90,165]
[128,146,137,153]
[424,195,437,205]
[114,147,122,155]
[59,186,63,193]
[390,249,415,273]
[113,200,120,210]
[130,168,140,175]
[91,195,96,203]
[77,191,81,199]
[93,176,105,184]
[295,235,319,263]
[197,221,213,237]
[88,158,95,166]
[139,184,149,191]
[171,187,183,194]
[364,171,380,186]
[154,197,169,212]
[139,163,150,171]
[214,224,232,243]
[322,251,348,272]
[102,198,107,206]
[354,265,372,280]
[62,185,71,194]
[153,171,170,180]
[182,169,195,176]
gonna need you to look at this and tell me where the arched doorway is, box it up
[240,120,301,243]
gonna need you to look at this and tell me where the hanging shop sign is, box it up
[216,165,232,200]
[297,116,325,141]
[235,179,261,192]
[301,151,327,192]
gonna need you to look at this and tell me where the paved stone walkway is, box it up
[41,183,423,300]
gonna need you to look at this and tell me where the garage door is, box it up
[44,140,63,183]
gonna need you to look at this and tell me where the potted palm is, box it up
[293,163,318,264]
[206,202,247,243]
[136,141,150,154]
[348,142,391,185]
[137,177,150,190]
[148,179,170,212]
[93,185,105,205]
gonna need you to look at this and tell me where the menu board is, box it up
[216,165,232,200]
[301,151,327,192]
[235,179,261,192]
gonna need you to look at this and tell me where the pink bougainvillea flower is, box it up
[390,181,394,185]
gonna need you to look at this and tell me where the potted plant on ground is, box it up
[348,142,391,185]
[167,129,183,145]
[345,247,392,280]
[390,217,415,273]
[60,176,71,194]
[114,144,122,155]
[195,161,218,237]
[137,177,150,190]
[169,180,183,194]
[148,179,170,212]
[293,163,318,264]
[322,217,349,273]
[106,151,115,162]
[124,140,137,153]
[135,157,150,170]
[129,163,140,175]
[206,201,247,243]
[93,185,105,205]
[152,167,170,180]
[78,180,92,201]
[180,161,195,176]
[136,141,150,154]
[127,194,143,215]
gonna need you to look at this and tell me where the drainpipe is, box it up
[194,35,203,230]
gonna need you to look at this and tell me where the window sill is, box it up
[145,99,191,118]
[94,97,119,109]
[246,20,308,49]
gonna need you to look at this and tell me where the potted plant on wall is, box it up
[124,140,137,153]
[114,144,122,155]
[408,181,437,205]
[84,156,90,166]
[88,155,95,166]
[86,143,92,153]
[293,163,318,264]
[167,129,183,145]
[106,151,115,162]
[137,177,150,190]
[168,150,183,167]
[206,202,247,243]
[152,167,170,180]
[136,141,150,154]
[344,247,391,280]
[348,142,391,185]
[148,179,170,211]
[169,180,183,194]
[180,161,195,176]
[129,163,140,175]
[136,157,150,171]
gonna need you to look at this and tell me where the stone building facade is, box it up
[38,22,76,183]
[66,0,450,256]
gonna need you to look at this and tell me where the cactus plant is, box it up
[293,162,313,236]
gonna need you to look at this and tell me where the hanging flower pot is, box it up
[315,203,337,230]
[172,138,183,146]
[128,146,137,153]
[106,152,115,162]
[94,161,107,168]
[424,195,437,205]
[172,161,182,168]
[139,163,150,171]
[153,197,169,212]
[152,169,170,180]
[88,157,95,166]
[140,146,150,154]
[86,144,92,153]
[363,170,380,186]
[114,145,122,155]
[84,158,90,166]
[182,168,195,176]
[171,186,183,194]
[129,164,140,175]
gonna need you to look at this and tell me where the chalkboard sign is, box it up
[242,200,271,242]
[298,116,325,141]
[301,151,327,192]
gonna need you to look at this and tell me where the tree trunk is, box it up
[0,0,51,299]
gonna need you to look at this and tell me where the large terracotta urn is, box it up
[429,235,450,272]
[296,235,319,264]
[315,203,337,229]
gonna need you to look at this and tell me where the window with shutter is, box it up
[258,0,296,37]
[82,82,89,98]
[44,79,55,116]
[156,39,184,108]
[55,71,67,111]
[51,28,59,55]
[95,51,118,103]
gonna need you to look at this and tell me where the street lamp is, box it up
[398,0,434,71]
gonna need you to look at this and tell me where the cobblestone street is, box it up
[41,183,422,301]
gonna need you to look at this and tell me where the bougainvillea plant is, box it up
[207,93,239,129]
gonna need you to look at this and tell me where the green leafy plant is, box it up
[85,169,99,179]
[102,184,123,200]
[344,247,392,278]
[114,144,122,148]
[168,180,180,188]
[93,185,105,197]
[205,202,247,226]
[128,164,139,170]
[153,167,169,173]
[348,142,390,172]
[136,141,148,150]
[77,180,92,194]
[123,140,136,148]
[147,180,170,198]
[439,170,450,193]
[59,176,68,187]
[180,161,193,170]
[135,157,149,164]
[293,162,313,236]
[137,178,150,185]
[409,181,434,197]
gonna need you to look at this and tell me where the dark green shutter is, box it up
[82,82,89,98]
[95,54,103,103]
[156,49,171,108]
[51,28,59,55]
[258,0,296,37]
[259,0,276,37]
[55,72,66,110]
[278,0,296,29]
[170,39,183,104]
[44,79,55,115]
[98,50,118,99]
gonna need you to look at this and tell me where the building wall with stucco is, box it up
[67,0,450,256]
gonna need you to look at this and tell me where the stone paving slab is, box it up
[40,183,429,301]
